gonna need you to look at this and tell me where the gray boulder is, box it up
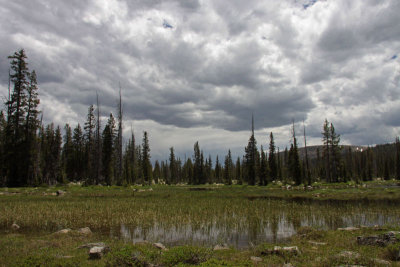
[89,246,110,259]
[357,231,400,246]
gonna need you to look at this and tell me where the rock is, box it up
[307,185,313,190]
[250,256,262,262]
[153,242,168,251]
[77,227,92,235]
[308,241,327,246]
[337,250,360,259]
[262,246,300,256]
[373,258,390,266]
[55,228,72,234]
[213,244,229,251]
[357,231,400,247]
[79,242,106,249]
[283,264,294,267]
[56,190,66,196]
[282,246,300,255]
[11,223,20,230]
[89,246,110,260]
[337,226,360,231]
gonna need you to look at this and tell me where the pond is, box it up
[110,198,400,249]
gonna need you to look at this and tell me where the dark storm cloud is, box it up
[1,0,400,157]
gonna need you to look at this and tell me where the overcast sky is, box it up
[1,0,400,162]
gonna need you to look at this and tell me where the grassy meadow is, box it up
[1,181,400,266]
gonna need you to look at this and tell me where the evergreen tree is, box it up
[215,155,222,183]
[62,124,74,181]
[5,49,30,186]
[322,119,331,182]
[169,147,177,184]
[235,157,242,184]
[0,112,6,185]
[142,131,152,185]
[223,149,233,185]
[193,141,202,184]
[94,93,102,184]
[396,137,400,180]
[102,114,115,185]
[245,115,258,185]
[153,160,161,184]
[183,158,194,184]
[23,70,40,185]
[289,122,301,185]
[268,132,277,181]
[259,146,267,185]
[84,105,96,184]
[115,88,123,185]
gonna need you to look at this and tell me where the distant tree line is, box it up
[1,50,400,187]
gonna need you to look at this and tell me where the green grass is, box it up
[1,181,400,266]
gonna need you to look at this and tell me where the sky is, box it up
[0,0,400,162]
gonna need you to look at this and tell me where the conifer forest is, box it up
[2,49,400,188]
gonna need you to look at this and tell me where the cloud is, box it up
[0,0,400,161]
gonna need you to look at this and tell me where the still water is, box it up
[110,198,400,249]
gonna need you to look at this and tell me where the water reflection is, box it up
[112,199,400,249]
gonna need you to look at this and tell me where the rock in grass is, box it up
[250,256,262,262]
[79,242,106,249]
[56,190,66,196]
[89,246,110,259]
[213,244,229,251]
[11,223,20,230]
[55,228,72,234]
[153,242,168,251]
[337,250,360,260]
[373,258,390,266]
[357,231,400,246]
[337,226,359,231]
[262,246,300,256]
[308,241,327,246]
[77,227,92,235]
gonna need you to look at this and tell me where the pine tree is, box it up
[142,131,152,185]
[396,137,400,180]
[102,114,115,185]
[0,112,6,185]
[322,119,331,182]
[235,157,242,184]
[115,88,123,185]
[303,123,311,185]
[94,93,102,184]
[62,124,74,181]
[193,141,202,184]
[153,160,161,184]
[268,132,277,181]
[223,149,233,185]
[245,115,258,185]
[215,155,222,183]
[6,49,30,186]
[169,147,177,184]
[289,122,301,185]
[84,105,96,184]
[259,146,267,185]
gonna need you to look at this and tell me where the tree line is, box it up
[1,50,400,187]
